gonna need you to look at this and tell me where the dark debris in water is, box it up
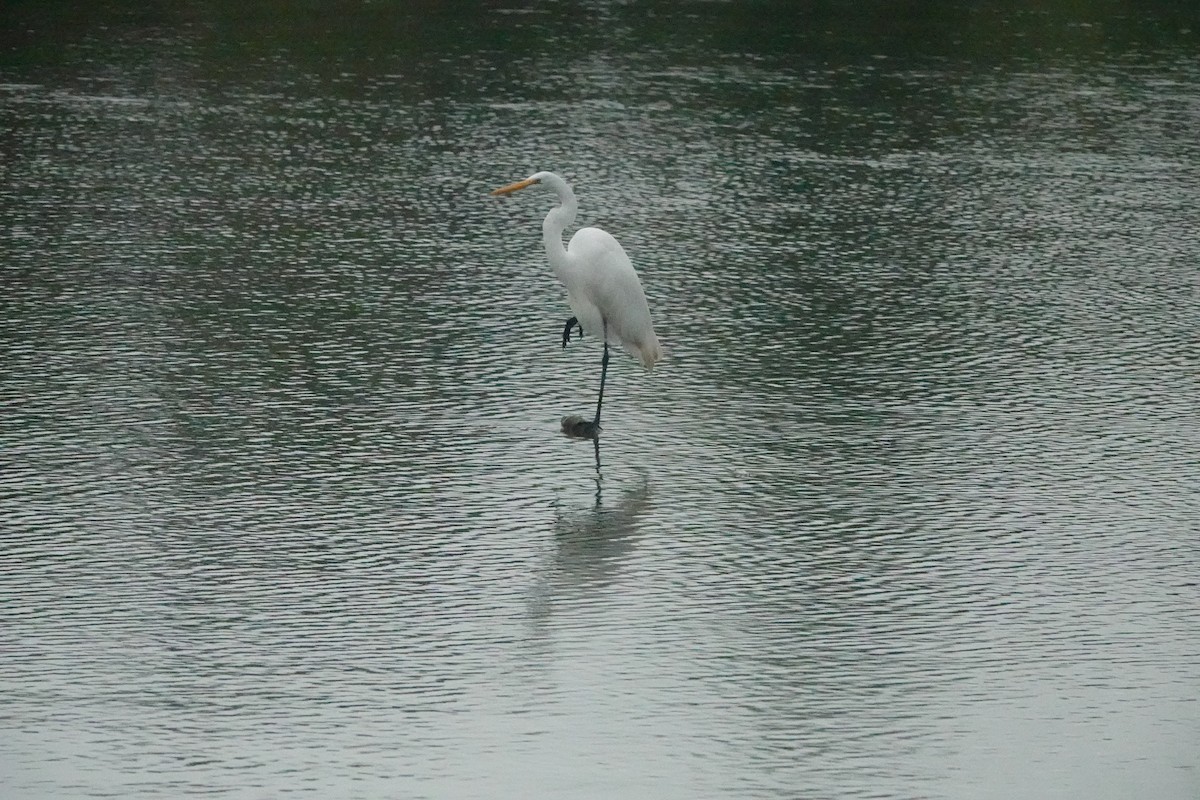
[561,415,600,439]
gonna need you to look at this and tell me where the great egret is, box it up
[491,171,661,438]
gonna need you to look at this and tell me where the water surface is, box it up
[2,2,1198,798]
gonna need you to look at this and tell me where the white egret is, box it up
[491,171,661,438]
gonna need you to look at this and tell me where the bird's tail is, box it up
[636,335,663,370]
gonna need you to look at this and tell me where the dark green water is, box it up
[3,2,1198,798]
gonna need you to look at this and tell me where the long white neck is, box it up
[538,173,578,281]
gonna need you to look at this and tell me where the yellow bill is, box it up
[490,177,539,196]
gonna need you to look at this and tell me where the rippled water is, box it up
[3,3,1199,798]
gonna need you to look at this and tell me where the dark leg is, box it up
[592,323,609,431]
[562,316,582,348]
[557,320,608,440]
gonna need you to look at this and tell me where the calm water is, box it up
[3,2,1199,798]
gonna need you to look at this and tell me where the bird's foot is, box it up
[562,316,583,349]
[561,415,601,439]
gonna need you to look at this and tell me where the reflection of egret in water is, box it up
[512,468,653,705]
[558,432,604,501]
[591,436,601,497]
[529,467,652,620]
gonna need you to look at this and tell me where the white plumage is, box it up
[559,225,661,369]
